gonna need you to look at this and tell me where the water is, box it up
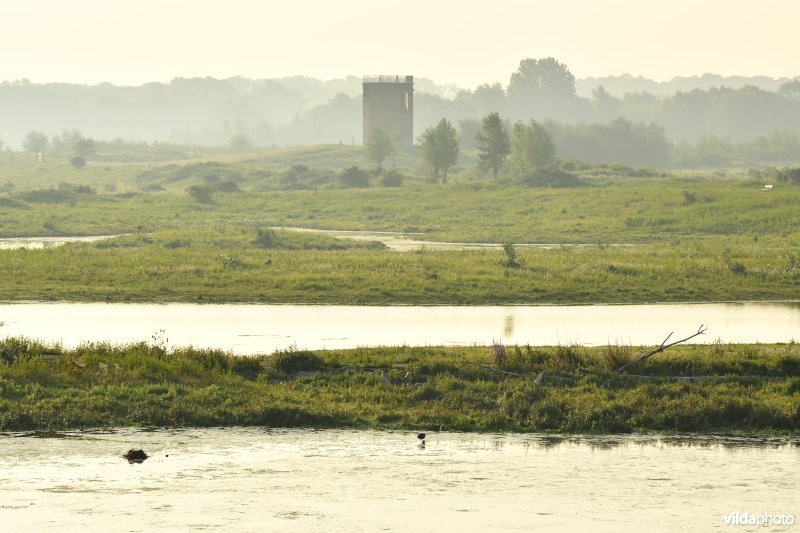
[0,428,796,532]
[275,226,608,251]
[0,302,798,354]
[0,235,121,250]
[0,230,611,252]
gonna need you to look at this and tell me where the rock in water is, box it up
[123,449,148,464]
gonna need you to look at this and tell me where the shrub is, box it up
[20,184,94,204]
[215,180,240,193]
[0,197,28,209]
[219,256,248,270]
[502,241,521,268]
[730,262,747,275]
[254,228,278,248]
[270,349,324,373]
[600,344,635,370]
[339,166,370,188]
[70,156,86,168]
[279,164,331,190]
[518,167,583,187]
[379,170,405,188]
[775,167,800,185]
[187,185,213,203]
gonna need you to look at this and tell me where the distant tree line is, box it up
[421,59,800,145]
[4,57,800,168]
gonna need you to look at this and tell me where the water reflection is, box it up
[504,314,514,337]
[461,433,800,452]
[12,427,796,451]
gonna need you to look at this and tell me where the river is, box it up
[0,302,798,354]
[0,428,796,532]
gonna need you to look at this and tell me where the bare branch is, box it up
[615,325,707,373]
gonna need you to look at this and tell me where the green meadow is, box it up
[0,148,798,304]
[0,227,797,304]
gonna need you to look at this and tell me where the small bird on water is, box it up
[123,449,148,464]
[417,433,426,447]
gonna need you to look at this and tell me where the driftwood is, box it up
[615,325,708,373]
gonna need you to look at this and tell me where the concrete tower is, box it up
[362,75,414,146]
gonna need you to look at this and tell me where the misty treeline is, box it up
[2,58,800,167]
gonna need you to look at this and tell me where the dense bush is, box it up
[270,349,325,373]
[20,183,96,204]
[280,164,332,190]
[254,228,278,248]
[774,167,800,185]
[339,166,370,188]
[379,170,405,188]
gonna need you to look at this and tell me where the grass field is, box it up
[0,227,797,304]
[1,147,798,304]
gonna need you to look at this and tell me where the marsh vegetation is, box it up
[0,338,797,433]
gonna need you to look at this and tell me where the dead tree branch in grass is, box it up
[615,324,708,373]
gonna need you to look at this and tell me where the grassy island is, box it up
[1,338,798,434]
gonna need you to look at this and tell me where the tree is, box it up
[366,128,395,171]
[507,57,576,118]
[778,78,800,99]
[456,83,507,118]
[511,120,556,175]
[418,118,459,183]
[52,129,84,153]
[591,85,622,120]
[458,118,480,150]
[228,133,252,151]
[22,130,49,153]
[73,138,96,158]
[476,112,511,178]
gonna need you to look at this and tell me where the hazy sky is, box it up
[2,0,798,87]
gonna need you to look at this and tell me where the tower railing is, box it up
[363,75,413,84]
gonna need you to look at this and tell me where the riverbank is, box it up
[1,339,797,433]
